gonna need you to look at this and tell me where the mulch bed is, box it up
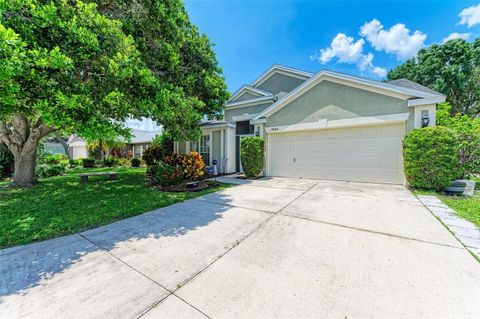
[153,180,220,192]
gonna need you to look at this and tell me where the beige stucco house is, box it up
[174,64,445,184]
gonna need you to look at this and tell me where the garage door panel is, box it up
[268,123,405,184]
[295,130,325,141]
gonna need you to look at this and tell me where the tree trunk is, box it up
[0,114,55,188]
[12,144,38,187]
[54,132,70,159]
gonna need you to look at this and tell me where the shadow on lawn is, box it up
[0,190,234,298]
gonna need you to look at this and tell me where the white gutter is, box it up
[407,96,446,107]
[225,95,275,109]
[265,113,410,134]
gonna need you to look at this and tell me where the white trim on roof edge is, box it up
[232,113,260,122]
[200,122,236,130]
[228,85,272,102]
[253,70,442,120]
[251,64,314,88]
[226,95,275,109]
[250,118,266,124]
[407,96,445,107]
[265,113,410,134]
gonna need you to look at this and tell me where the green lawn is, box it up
[0,167,230,249]
[414,178,480,229]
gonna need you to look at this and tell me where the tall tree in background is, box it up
[0,0,226,187]
[94,0,229,120]
[388,39,480,117]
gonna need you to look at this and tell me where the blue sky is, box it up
[185,0,480,92]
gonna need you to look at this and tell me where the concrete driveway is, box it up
[1,178,480,318]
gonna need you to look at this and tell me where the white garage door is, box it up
[267,123,405,184]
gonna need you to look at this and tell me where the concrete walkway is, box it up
[1,178,480,318]
[419,195,480,259]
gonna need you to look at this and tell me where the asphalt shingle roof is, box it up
[386,78,442,95]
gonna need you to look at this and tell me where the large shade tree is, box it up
[0,0,227,187]
[0,0,225,186]
[387,39,480,117]
[93,0,229,120]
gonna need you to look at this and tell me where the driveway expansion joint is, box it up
[194,198,275,215]
[78,233,173,293]
[167,181,320,298]
[282,214,465,250]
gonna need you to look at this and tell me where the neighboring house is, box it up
[68,129,162,159]
[174,64,445,184]
[44,142,67,155]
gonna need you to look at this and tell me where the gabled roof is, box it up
[253,70,445,120]
[250,64,315,88]
[228,85,272,102]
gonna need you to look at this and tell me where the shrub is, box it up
[103,156,118,167]
[436,102,480,178]
[131,157,142,167]
[152,133,174,154]
[148,161,183,186]
[35,164,65,178]
[403,127,460,190]
[240,136,264,178]
[82,158,95,168]
[117,158,130,167]
[94,159,103,167]
[180,152,205,180]
[142,144,165,167]
[44,154,68,165]
[69,159,78,167]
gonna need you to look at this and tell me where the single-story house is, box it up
[68,129,162,159]
[174,64,445,184]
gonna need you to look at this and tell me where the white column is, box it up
[209,130,213,166]
[220,129,225,173]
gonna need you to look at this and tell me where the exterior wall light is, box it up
[421,110,430,128]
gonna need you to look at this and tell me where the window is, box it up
[133,145,144,158]
[199,135,210,165]
[190,141,198,152]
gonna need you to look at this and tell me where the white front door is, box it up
[267,123,405,184]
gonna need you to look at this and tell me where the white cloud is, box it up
[460,4,480,27]
[311,33,386,78]
[372,66,387,77]
[315,33,371,69]
[442,32,470,43]
[359,19,427,60]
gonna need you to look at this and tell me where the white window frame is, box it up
[199,135,210,165]
[133,145,144,158]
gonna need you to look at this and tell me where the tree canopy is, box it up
[0,0,228,186]
[93,0,229,120]
[387,39,480,117]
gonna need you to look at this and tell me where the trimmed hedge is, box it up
[240,136,264,179]
[35,164,65,178]
[403,126,460,190]
[103,156,118,167]
[131,157,142,167]
[82,158,95,168]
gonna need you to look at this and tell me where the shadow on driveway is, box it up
[0,192,234,298]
